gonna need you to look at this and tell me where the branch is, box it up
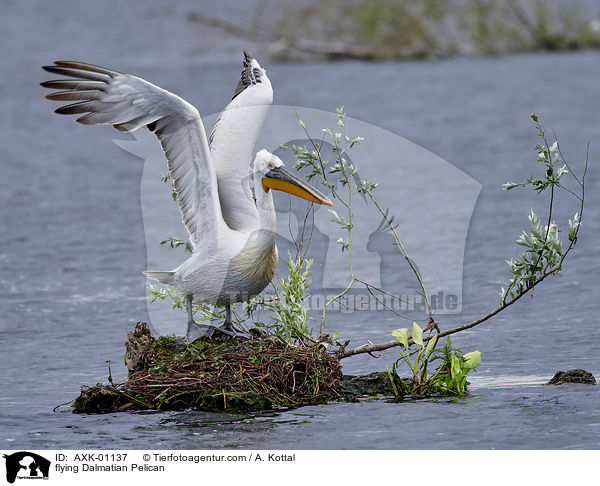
[339,139,588,360]
[272,38,379,60]
[338,269,551,359]
[187,12,380,60]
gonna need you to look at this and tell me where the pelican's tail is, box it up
[144,270,175,285]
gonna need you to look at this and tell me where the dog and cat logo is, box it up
[3,452,50,483]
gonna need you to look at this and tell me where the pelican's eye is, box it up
[267,162,275,170]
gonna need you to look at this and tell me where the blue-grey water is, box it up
[1,1,599,449]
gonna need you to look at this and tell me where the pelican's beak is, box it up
[262,166,333,206]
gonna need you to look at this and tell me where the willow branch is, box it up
[339,148,587,360]
[338,270,547,359]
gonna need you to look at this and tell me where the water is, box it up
[1,1,600,449]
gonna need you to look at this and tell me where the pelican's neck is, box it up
[234,174,278,285]
[255,184,277,233]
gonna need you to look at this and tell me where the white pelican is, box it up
[42,52,332,340]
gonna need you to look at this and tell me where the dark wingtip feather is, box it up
[41,65,111,82]
[54,101,92,115]
[54,60,121,76]
[40,79,107,91]
[232,51,262,100]
[53,106,71,115]
[44,90,100,101]
[76,113,96,125]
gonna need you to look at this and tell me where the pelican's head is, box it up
[255,149,333,207]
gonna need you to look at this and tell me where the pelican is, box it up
[42,52,332,340]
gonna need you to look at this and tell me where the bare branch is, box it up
[364,191,435,324]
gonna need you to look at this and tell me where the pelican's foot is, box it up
[215,321,251,340]
[186,321,217,342]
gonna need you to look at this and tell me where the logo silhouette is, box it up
[3,452,50,483]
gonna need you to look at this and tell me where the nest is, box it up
[73,322,343,413]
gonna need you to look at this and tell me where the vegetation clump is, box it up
[73,322,342,413]
[546,369,596,386]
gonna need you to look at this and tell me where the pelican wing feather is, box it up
[209,51,273,232]
[42,61,226,250]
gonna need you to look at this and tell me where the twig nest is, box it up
[74,322,343,413]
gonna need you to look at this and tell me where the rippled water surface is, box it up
[1,1,599,449]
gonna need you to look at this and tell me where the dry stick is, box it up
[340,147,587,360]
[361,281,414,322]
[364,191,435,327]
[354,277,414,307]
[554,133,584,188]
[301,205,316,262]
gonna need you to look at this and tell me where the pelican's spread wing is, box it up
[209,51,273,232]
[42,61,225,250]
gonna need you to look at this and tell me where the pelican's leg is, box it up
[185,294,216,341]
[217,304,249,338]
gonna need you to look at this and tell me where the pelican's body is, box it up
[168,221,278,308]
[42,53,331,339]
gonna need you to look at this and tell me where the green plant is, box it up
[501,114,584,303]
[387,323,480,399]
[258,255,315,344]
[148,284,227,325]
[391,323,438,390]
[429,339,481,397]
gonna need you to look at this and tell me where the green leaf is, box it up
[462,351,481,370]
[502,182,521,191]
[424,334,438,358]
[392,328,409,350]
[412,322,423,347]
[414,348,424,378]
[451,355,462,377]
